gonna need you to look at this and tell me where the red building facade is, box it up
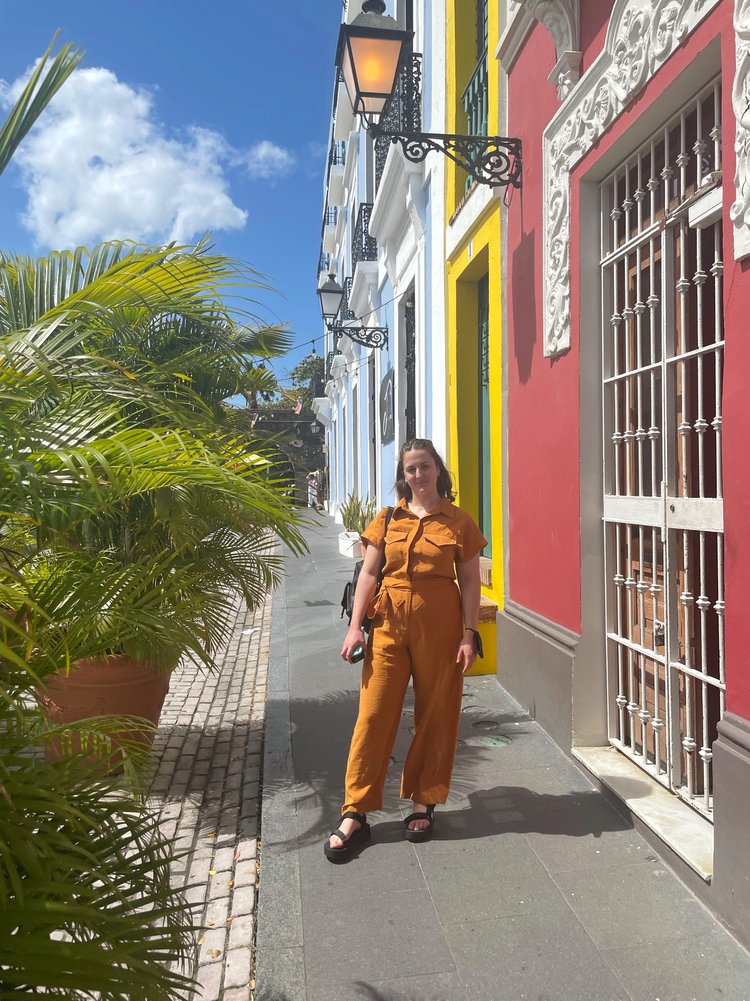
[499,0,750,942]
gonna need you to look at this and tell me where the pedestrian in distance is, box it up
[307,470,320,509]
[324,438,486,862]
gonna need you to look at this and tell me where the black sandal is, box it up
[323,811,370,863]
[403,804,435,843]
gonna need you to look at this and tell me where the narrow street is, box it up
[253,518,750,1001]
[150,517,750,1000]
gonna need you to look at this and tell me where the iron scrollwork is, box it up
[374,127,522,189]
[329,275,388,349]
[330,324,389,350]
[370,50,522,190]
[352,203,377,268]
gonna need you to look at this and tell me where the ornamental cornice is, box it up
[731,0,750,259]
[542,0,721,357]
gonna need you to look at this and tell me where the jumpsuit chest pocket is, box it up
[418,530,457,573]
[385,526,411,564]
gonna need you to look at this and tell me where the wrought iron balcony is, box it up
[462,49,488,138]
[375,53,422,192]
[352,203,377,270]
[325,350,336,382]
[340,276,356,322]
[329,140,346,167]
[325,206,338,226]
[318,251,331,275]
[461,50,488,189]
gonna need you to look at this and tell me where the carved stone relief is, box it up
[513,0,582,96]
[542,0,721,357]
[731,0,750,260]
[514,0,580,55]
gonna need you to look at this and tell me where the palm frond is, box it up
[0,35,83,178]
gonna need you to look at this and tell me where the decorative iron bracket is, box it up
[330,324,388,349]
[369,122,522,189]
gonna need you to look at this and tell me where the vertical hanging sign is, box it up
[379,368,395,444]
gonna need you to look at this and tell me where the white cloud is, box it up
[3,65,250,248]
[245,140,295,180]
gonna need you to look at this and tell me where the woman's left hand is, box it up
[455,637,476,675]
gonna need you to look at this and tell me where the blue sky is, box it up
[0,0,344,390]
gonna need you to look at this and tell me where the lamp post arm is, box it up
[368,121,522,189]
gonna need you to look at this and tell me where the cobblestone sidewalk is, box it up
[150,594,272,1001]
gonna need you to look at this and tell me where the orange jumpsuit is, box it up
[342,497,486,815]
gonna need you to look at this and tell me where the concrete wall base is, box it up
[712,711,750,951]
[497,600,578,751]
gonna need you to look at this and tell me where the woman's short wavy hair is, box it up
[395,438,455,501]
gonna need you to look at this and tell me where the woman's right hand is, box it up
[341,627,366,663]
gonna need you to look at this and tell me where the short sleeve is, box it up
[456,510,487,563]
[360,507,390,550]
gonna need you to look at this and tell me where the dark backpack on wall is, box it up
[340,506,393,631]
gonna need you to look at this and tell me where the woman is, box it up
[307,471,319,509]
[325,439,485,862]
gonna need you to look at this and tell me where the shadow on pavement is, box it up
[259,687,634,852]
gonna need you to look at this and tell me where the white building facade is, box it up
[313,0,448,516]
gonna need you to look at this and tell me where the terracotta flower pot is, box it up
[38,654,172,764]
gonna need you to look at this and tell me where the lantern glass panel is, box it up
[342,35,403,116]
[318,283,343,320]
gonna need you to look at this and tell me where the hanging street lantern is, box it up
[317,273,345,323]
[317,273,388,351]
[334,0,522,189]
[336,0,412,117]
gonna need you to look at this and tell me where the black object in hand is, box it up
[350,644,365,663]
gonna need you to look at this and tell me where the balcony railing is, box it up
[329,140,346,167]
[462,49,488,140]
[352,203,377,269]
[325,206,338,226]
[341,277,356,323]
[375,53,423,192]
[461,50,488,190]
[318,251,330,275]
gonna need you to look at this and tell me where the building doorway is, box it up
[600,80,725,820]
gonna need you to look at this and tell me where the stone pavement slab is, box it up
[151,595,272,1001]
[255,518,750,1001]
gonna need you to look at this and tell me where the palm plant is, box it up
[0,240,305,673]
[0,39,217,999]
[0,241,306,994]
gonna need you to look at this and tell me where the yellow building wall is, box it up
[445,0,503,676]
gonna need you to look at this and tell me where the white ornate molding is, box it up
[542,0,721,357]
[731,0,750,260]
[548,49,583,99]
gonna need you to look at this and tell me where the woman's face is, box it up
[402,448,439,498]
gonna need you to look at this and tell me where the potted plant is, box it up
[0,40,197,998]
[0,240,305,745]
[338,494,377,558]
